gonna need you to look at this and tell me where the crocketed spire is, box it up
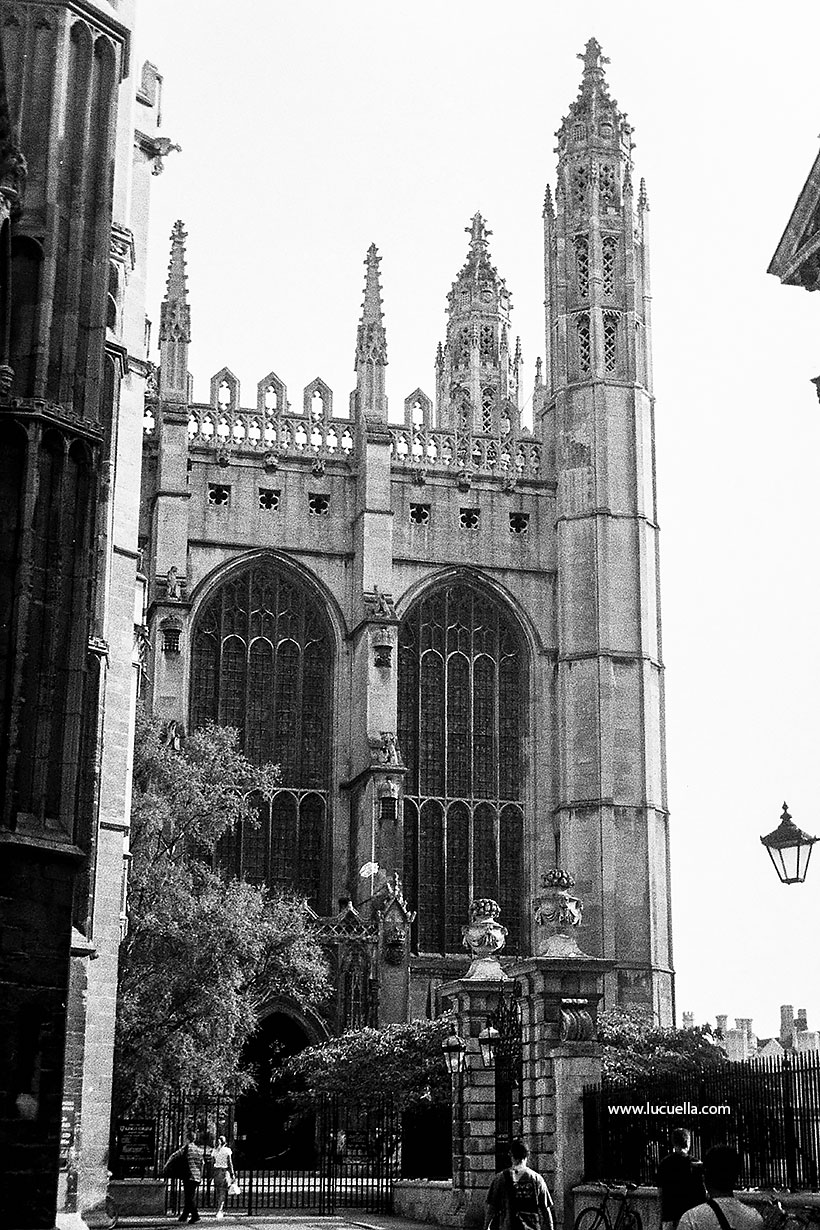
[355,242,387,368]
[159,220,190,344]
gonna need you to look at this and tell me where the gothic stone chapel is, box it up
[140,39,674,1054]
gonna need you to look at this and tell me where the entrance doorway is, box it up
[234,1010,315,1168]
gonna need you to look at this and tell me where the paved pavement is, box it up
[119,1214,433,1230]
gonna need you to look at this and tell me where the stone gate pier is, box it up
[436,875,614,1229]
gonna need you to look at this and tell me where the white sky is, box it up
[136,0,820,1042]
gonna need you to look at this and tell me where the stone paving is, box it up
[119,1213,433,1230]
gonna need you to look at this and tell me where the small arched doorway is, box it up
[233,1009,321,1168]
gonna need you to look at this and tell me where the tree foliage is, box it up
[284,1018,454,1110]
[113,707,329,1113]
[600,1005,729,1083]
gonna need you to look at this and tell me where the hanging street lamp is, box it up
[441,1032,467,1077]
[760,802,819,885]
[477,1022,500,1069]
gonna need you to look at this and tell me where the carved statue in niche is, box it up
[166,567,181,600]
[378,732,400,764]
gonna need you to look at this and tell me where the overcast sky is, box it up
[135,0,820,1042]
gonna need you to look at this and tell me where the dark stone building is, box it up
[0,4,165,1224]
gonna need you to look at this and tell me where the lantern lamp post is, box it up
[478,1022,500,1069]
[441,1032,467,1077]
[760,802,819,885]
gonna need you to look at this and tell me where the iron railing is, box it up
[583,1051,820,1191]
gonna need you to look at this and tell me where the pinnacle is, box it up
[355,243,387,368]
[360,242,384,324]
[165,220,188,302]
[543,184,555,220]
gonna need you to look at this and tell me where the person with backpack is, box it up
[163,1128,204,1224]
[676,1146,764,1230]
[485,1139,555,1230]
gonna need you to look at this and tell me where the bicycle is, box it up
[760,1198,820,1230]
[574,1180,643,1230]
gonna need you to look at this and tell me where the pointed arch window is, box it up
[191,562,332,907]
[398,583,526,955]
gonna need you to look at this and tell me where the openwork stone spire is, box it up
[457,211,500,286]
[159,220,191,400]
[554,35,633,164]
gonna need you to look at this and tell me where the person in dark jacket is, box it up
[163,1129,204,1224]
[657,1128,707,1230]
[485,1139,555,1230]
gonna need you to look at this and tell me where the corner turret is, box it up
[436,214,520,455]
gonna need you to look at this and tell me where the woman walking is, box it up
[212,1134,236,1221]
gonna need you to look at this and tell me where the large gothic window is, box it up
[398,583,526,954]
[190,562,332,908]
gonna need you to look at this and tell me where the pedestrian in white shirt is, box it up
[677,1146,764,1230]
[212,1134,235,1221]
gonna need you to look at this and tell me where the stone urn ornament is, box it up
[462,898,509,980]
[533,868,588,958]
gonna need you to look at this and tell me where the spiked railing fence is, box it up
[583,1051,820,1191]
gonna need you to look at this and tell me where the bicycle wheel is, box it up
[574,1207,612,1230]
[619,1209,642,1230]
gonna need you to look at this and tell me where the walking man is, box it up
[485,1139,555,1230]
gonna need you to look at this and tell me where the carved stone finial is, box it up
[462,898,508,980]
[638,177,649,211]
[577,37,610,84]
[533,868,589,958]
[466,211,492,250]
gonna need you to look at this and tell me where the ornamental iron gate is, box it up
[162,1094,398,1216]
[493,989,523,1171]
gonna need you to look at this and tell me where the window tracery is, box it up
[602,236,618,296]
[479,324,496,364]
[190,563,332,907]
[575,236,589,299]
[577,313,591,375]
[398,584,526,954]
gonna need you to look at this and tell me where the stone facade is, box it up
[139,38,674,1038]
[0,6,164,1226]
